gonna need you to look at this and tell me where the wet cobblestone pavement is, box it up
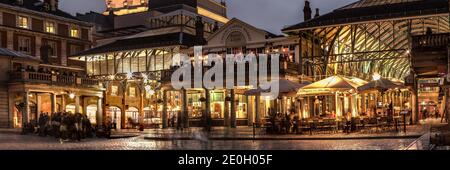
[0,133,415,150]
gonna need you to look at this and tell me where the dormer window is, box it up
[123,0,128,7]
[18,16,29,29]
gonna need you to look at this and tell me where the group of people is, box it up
[266,109,299,134]
[22,112,111,142]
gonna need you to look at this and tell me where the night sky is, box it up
[60,0,357,34]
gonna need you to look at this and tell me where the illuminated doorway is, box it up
[125,107,139,128]
[107,106,121,130]
[86,104,97,125]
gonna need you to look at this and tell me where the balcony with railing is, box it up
[412,33,450,50]
[410,33,449,77]
[10,71,101,88]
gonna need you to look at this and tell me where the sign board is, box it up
[419,83,439,88]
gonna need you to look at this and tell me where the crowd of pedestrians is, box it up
[22,112,112,143]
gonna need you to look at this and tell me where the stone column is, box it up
[230,89,236,128]
[82,97,88,115]
[75,95,80,114]
[246,95,253,126]
[35,37,42,59]
[162,90,168,128]
[61,94,66,112]
[6,31,13,50]
[23,92,30,124]
[224,90,230,127]
[255,95,261,127]
[97,97,103,126]
[181,89,189,128]
[36,94,41,119]
[61,39,67,66]
[205,89,211,128]
[51,93,57,113]
[412,89,419,124]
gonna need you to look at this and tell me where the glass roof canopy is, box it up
[293,0,450,81]
[341,0,422,9]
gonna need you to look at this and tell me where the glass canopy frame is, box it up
[298,14,450,81]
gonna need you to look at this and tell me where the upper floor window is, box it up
[45,21,56,34]
[129,87,136,97]
[45,40,58,58]
[69,44,82,55]
[70,27,79,38]
[111,85,118,96]
[18,36,31,54]
[18,16,29,29]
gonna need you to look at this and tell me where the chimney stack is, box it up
[314,8,320,18]
[212,21,220,32]
[195,16,206,45]
[303,0,312,21]
[44,0,59,11]
[16,0,23,5]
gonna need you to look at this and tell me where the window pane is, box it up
[155,55,163,70]
[86,62,93,75]
[107,55,115,75]
[122,57,130,73]
[117,58,123,73]
[101,58,107,75]
[138,56,147,72]
[131,56,139,73]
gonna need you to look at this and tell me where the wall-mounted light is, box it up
[126,72,133,79]
[69,93,75,99]
[372,73,381,81]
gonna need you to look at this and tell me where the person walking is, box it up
[442,109,449,123]
[59,113,69,143]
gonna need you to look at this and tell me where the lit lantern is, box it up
[372,73,381,81]
[69,93,75,99]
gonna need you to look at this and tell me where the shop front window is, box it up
[65,104,82,114]
[86,105,97,124]
[111,85,118,96]
[210,91,224,119]
[236,94,248,119]
[188,92,202,118]
[129,87,136,97]
[125,107,139,128]
[143,107,161,128]
[107,106,121,129]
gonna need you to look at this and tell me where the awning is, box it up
[358,77,405,92]
[298,75,367,95]
[244,79,310,96]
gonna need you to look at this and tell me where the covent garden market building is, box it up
[56,0,450,129]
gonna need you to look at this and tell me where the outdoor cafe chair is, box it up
[312,119,322,134]
[353,118,364,132]
[324,119,338,133]
[364,117,379,133]
[341,118,351,133]
[378,116,389,131]
[299,119,312,135]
